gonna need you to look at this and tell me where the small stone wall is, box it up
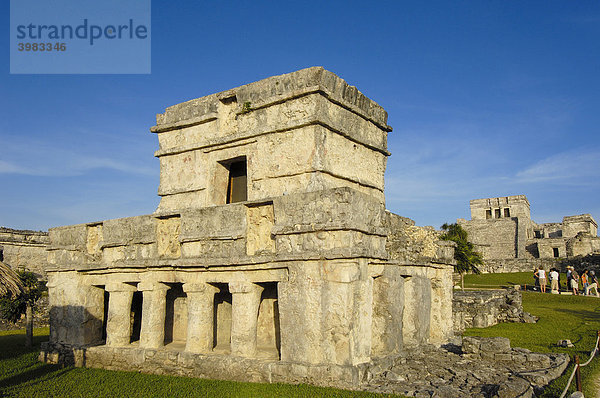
[479,258,559,273]
[0,227,49,279]
[40,343,363,389]
[453,288,537,332]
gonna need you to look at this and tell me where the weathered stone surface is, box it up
[453,288,538,332]
[41,68,458,392]
[458,195,599,273]
[40,339,567,398]
[0,227,49,279]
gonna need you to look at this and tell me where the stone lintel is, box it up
[105,282,138,293]
[321,262,360,283]
[183,282,219,293]
[229,281,261,294]
[137,281,169,291]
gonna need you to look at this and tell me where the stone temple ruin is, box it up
[0,227,49,279]
[40,67,456,386]
[458,195,600,273]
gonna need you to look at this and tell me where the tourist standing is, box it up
[582,270,589,296]
[587,271,599,297]
[535,266,547,293]
[571,268,579,295]
[550,268,559,294]
[567,266,572,292]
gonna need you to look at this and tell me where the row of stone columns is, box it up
[103,281,266,358]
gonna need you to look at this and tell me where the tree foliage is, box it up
[440,223,483,275]
[0,271,44,323]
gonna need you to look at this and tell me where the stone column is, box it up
[138,281,169,349]
[183,282,218,353]
[230,281,264,358]
[105,282,137,347]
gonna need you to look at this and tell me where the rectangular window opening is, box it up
[226,158,247,204]
[485,210,492,219]
[553,247,560,258]
[495,209,501,218]
[504,208,510,217]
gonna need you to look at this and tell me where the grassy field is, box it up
[464,286,600,397]
[464,271,538,289]
[0,328,393,398]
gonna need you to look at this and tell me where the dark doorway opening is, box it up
[101,290,109,342]
[130,291,143,343]
[212,283,232,353]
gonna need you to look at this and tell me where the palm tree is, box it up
[0,262,39,347]
[0,260,23,298]
[440,223,483,289]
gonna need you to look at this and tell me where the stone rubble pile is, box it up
[362,337,569,398]
[453,288,538,332]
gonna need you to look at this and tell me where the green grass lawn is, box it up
[464,271,538,289]
[464,288,600,397]
[0,328,394,398]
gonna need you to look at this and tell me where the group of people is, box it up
[533,265,599,296]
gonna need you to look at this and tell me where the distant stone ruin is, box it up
[0,227,49,278]
[458,195,600,273]
[40,68,456,387]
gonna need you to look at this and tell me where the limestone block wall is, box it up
[536,238,566,259]
[469,196,530,221]
[385,212,454,264]
[453,289,535,332]
[47,187,389,270]
[0,227,49,278]
[563,214,598,238]
[477,258,560,274]
[567,234,600,257]
[459,218,519,259]
[44,187,454,377]
[151,67,391,213]
[535,223,563,238]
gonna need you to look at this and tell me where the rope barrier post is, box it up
[575,355,582,392]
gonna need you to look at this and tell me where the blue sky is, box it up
[1,1,599,231]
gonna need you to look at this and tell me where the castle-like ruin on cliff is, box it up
[458,195,600,273]
[40,67,456,386]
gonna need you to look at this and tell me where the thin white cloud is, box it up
[515,148,600,184]
[0,160,27,174]
[0,133,155,177]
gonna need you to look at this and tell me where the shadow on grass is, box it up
[0,333,49,361]
[552,307,600,323]
[0,362,70,390]
[0,329,69,393]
